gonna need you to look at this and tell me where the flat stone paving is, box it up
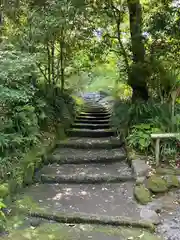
[38,162,132,178]
[21,182,142,220]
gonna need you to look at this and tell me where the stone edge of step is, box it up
[37,174,134,184]
[45,152,126,164]
[56,141,124,149]
[20,209,155,231]
[67,128,116,132]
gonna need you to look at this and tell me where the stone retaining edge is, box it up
[38,174,135,184]
[19,209,155,232]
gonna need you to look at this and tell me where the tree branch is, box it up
[36,63,49,82]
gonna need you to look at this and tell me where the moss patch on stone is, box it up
[4,223,75,240]
[5,223,161,240]
[0,183,9,198]
[146,175,168,193]
[94,225,162,240]
[156,167,180,176]
[134,185,152,205]
[15,196,42,213]
[164,175,180,188]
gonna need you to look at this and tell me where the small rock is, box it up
[134,184,152,205]
[132,160,150,178]
[164,175,180,188]
[30,218,42,227]
[146,175,168,193]
[140,208,160,225]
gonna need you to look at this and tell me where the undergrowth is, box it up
[112,100,180,165]
[0,46,79,182]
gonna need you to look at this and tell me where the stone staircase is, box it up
[17,99,160,239]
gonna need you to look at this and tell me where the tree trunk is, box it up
[0,10,3,42]
[60,40,65,92]
[127,0,149,101]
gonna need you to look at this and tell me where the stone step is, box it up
[76,115,110,121]
[47,148,126,164]
[66,128,115,138]
[71,123,111,130]
[56,137,123,149]
[81,107,107,112]
[37,162,133,184]
[79,112,111,118]
[74,119,110,124]
[20,182,143,222]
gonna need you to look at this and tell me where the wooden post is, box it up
[155,138,160,166]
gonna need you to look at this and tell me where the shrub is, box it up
[0,46,76,180]
[113,99,180,161]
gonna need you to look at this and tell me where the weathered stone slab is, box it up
[56,137,122,149]
[48,148,126,164]
[67,128,115,138]
[20,183,143,221]
[37,162,133,183]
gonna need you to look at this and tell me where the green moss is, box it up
[92,225,162,240]
[156,167,180,176]
[146,175,168,193]
[23,163,35,185]
[4,223,74,240]
[164,175,180,188]
[5,223,161,240]
[15,196,42,212]
[134,184,152,205]
[8,178,23,195]
[0,183,9,198]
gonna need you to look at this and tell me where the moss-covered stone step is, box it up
[47,148,126,164]
[67,128,115,138]
[4,222,161,240]
[74,118,110,124]
[37,162,133,184]
[16,182,150,227]
[71,123,111,130]
[56,137,123,149]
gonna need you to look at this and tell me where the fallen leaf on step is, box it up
[138,232,144,238]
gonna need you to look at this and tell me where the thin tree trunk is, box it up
[46,43,51,85]
[51,41,55,84]
[60,40,65,92]
[0,10,3,43]
[127,0,149,101]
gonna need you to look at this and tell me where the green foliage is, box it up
[0,199,6,233]
[0,45,76,181]
[113,99,180,161]
[127,124,160,152]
